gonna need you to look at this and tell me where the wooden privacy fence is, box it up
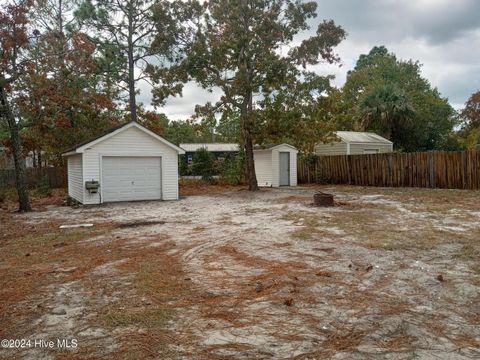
[0,167,67,188]
[298,150,480,190]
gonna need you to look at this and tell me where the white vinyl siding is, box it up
[315,142,348,156]
[349,143,393,155]
[67,154,83,203]
[254,151,273,187]
[81,126,179,204]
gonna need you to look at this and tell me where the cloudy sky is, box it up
[138,0,480,120]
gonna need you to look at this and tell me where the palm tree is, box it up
[361,85,415,140]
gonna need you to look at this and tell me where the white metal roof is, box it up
[335,131,392,144]
[180,143,240,152]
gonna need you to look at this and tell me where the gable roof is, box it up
[335,131,392,144]
[180,143,240,152]
[254,143,298,151]
[62,121,185,156]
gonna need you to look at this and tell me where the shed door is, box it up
[102,156,161,202]
[279,152,290,186]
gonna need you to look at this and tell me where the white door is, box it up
[102,156,161,202]
[279,152,290,186]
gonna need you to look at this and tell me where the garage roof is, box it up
[62,121,185,156]
[335,131,392,144]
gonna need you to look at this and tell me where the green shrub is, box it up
[0,187,18,203]
[314,169,330,184]
[192,148,215,181]
[178,155,191,176]
[220,151,245,185]
[35,176,52,197]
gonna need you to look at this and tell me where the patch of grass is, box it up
[0,187,17,203]
[454,243,480,274]
[455,244,480,261]
[100,243,195,358]
[0,222,120,343]
[322,327,369,352]
[105,308,173,330]
[279,197,480,254]
[0,188,66,210]
[179,178,245,196]
[5,228,108,263]
[290,218,320,240]
[135,258,190,302]
[281,211,323,240]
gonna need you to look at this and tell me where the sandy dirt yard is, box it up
[0,185,479,359]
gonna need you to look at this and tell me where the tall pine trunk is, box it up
[127,47,137,122]
[241,91,259,191]
[127,8,137,122]
[0,86,31,212]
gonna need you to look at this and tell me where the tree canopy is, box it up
[152,0,345,190]
[342,46,458,151]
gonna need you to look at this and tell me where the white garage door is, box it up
[102,156,161,202]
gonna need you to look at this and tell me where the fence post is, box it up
[428,150,435,188]
[387,154,393,187]
[346,156,351,184]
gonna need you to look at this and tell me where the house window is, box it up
[363,149,379,154]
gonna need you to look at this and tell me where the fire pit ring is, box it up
[314,192,334,207]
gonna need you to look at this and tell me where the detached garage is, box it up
[254,144,298,187]
[62,121,185,204]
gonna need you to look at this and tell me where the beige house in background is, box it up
[315,131,393,156]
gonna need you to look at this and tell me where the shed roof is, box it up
[335,131,392,144]
[62,121,185,156]
[180,143,240,152]
[254,143,298,151]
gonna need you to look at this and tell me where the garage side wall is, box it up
[82,127,179,204]
[314,141,347,156]
[67,154,83,203]
[349,143,393,155]
[254,150,273,187]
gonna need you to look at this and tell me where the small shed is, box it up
[315,131,393,156]
[254,144,298,187]
[179,143,239,164]
[62,121,185,204]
